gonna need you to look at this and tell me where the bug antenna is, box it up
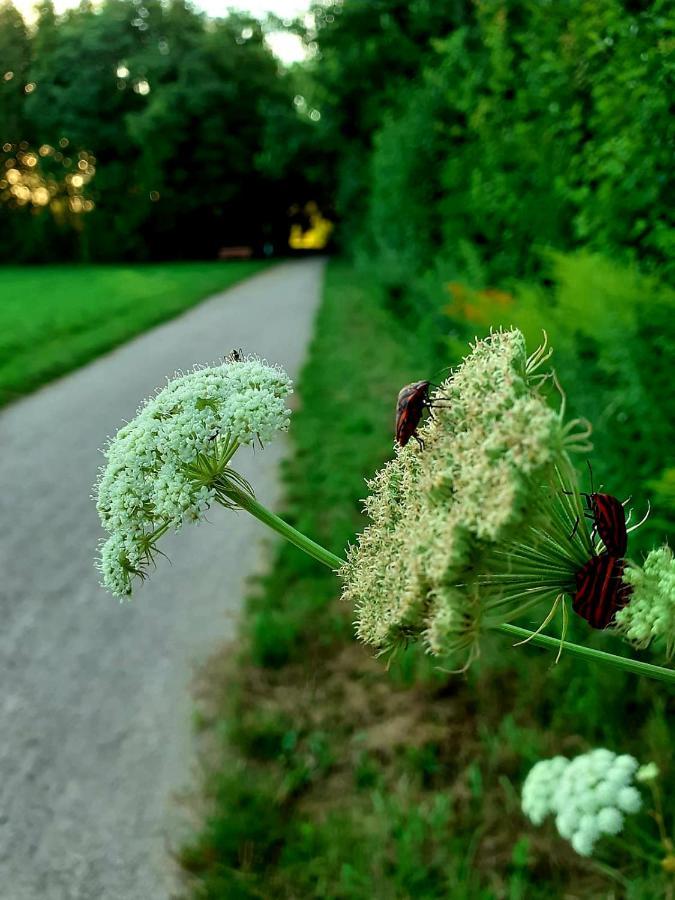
[586,459,595,494]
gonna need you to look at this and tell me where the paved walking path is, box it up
[0,259,325,900]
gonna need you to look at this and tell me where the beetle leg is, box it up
[414,433,425,450]
[568,515,580,541]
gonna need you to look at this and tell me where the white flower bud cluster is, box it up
[616,546,675,659]
[95,356,292,596]
[522,749,643,856]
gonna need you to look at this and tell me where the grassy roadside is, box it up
[0,260,268,406]
[180,260,673,899]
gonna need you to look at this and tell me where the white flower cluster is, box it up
[522,749,643,856]
[95,356,292,597]
[616,546,675,659]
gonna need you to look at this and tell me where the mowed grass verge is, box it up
[0,260,269,406]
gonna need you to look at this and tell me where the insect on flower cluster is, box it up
[341,327,672,667]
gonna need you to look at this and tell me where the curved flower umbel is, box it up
[95,356,292,596]
[341,329,593,662]
[616,547,675,659]
[522,749,644,857]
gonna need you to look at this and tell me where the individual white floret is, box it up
[597,807,624,835]
[617,786,642,814]
[636,763,659,783]
[571,830,594,857]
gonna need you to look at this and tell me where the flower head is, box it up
[95,355,292,596]
[522,748,644,857]
[341,329,593,661]
[615,546,675,659]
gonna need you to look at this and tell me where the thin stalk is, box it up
[222,486,344,571]
[222,490,675,686]
[495,624,675,685]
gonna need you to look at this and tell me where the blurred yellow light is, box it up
[6,168,20,184]
[39,144,52,156]
[69,196,83,212]
[70,174,84,188]
[149,190,160,201]
[59,137,69,148]
[77,159,87,171]
[2,142,11,152]
[3,71,14,81]
[24,153,37,167]
[12,183,30,201]
[24,82,36,94]
[83,200,95,211]
[32,187,50,206]
[116,65,130,78]
[0,179,6,189]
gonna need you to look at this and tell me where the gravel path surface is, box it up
[0,259,324,900]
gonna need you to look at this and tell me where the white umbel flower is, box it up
[95,356,292,597]
[522,748,643,857]
[616,546,675,659]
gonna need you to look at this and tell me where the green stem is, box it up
[496,624,675,685]
[224,490,675,685]
[224,487,344,571]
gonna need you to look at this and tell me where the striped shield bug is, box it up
[395,380,432,448]
[581,463,628,557]
[572,553,632,629]
[583,492,628,557]
[566,463,629,557]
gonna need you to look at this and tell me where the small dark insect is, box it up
[226,348,244,362]
[573,554,632,629]
[395,380,431,448]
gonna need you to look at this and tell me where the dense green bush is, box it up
[0,1,321,262]
[313,0,673,281]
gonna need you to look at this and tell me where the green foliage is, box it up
[0,1,30,141]
[313,0,673,279]
[0,1,318,261]
[0,260,266,405]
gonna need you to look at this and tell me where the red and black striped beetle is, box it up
[573,554,632,629]
[395,380,432,448]
[582,491,628,557]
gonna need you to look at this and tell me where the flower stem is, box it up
[226,490,675,685]
[223,486,344,571]
[495,624,675,685]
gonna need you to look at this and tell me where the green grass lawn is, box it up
[0,260,268,406]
